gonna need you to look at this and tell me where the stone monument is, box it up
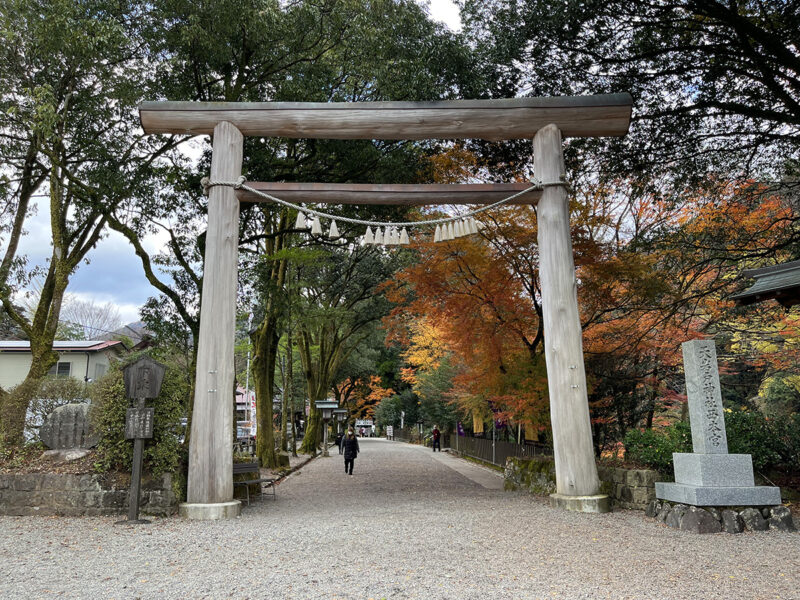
[655,340,781,506]
[40,403,98,461]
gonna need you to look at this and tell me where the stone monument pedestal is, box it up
[656,481,781,506]
[657,452,780,506]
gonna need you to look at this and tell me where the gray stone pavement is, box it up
[0,438,799,599]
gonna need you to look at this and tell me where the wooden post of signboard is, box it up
[116,357,165,525]
[533,124,609,513]
[180,121,243,520]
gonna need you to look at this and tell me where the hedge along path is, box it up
[138,94,633,519]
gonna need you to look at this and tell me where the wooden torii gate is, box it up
[139,94,633,519]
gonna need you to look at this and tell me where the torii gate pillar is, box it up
[179,121,243,520]
[534,124,609,513]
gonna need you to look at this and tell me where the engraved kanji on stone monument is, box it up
[682,340,728,454]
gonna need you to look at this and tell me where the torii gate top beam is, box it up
[139,93,632,140]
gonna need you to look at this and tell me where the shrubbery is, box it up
[724,409,782,471]
[623,421,692,472]
[91,353,188,477]
[624,410,800,474]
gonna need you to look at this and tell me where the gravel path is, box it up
[1,438,798,599]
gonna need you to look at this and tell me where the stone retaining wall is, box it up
[504,457,662,510]
[596,465,664,510]
[504,456,557,495]
[0,472,178,517]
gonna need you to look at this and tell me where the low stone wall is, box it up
[504,456,556,495]
[0,472,178,517]
[597,465,664,510]
[504,457,661,510]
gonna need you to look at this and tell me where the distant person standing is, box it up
[432,425,441,452]
[342,427,360,476]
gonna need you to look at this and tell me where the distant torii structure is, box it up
[139,94,633,519]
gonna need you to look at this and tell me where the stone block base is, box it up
[550,493,611,513]
[656,482,781,506]
[672,453,754,487]
[179,500,241,520]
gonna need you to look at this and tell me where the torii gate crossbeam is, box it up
[139,94,632,519]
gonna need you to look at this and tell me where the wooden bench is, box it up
[232,462,276,505]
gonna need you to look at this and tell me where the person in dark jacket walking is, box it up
[431,425,441,452]
[342,427,360,475]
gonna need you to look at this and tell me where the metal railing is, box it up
[386,428,551,467]
[450,435,552,467]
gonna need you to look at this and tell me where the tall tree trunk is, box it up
[1,160,107,445]
[252,314,279,467]
[251,212,288,467]
[290,393,298,458]
[644,360,659,430]
[297,327,322,455]
[282,325,293,452]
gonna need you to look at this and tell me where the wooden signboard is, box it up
[125,408,155,440]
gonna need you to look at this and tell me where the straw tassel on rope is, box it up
[202,178,545,247]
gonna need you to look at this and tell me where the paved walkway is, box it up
[1,438,798,599]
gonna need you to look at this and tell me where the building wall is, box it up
[0,350,114,390]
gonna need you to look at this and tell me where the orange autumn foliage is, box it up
[383,204,549,431]
[384,175,798,444]
[349,375,394,420]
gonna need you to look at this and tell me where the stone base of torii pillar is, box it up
[179,501,241,520]
[656,340,781,507]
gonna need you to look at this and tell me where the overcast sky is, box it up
[15,0,463,328]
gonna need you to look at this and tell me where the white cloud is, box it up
[15,196,159,327]
[422,0,463,31]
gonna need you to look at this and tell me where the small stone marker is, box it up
[116,357,166,525]
[656,340,781,507]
